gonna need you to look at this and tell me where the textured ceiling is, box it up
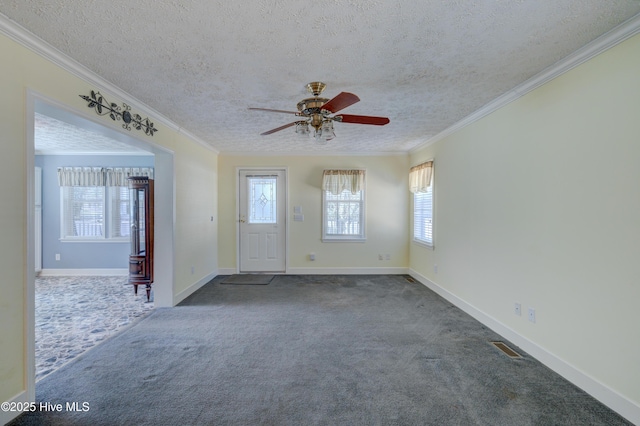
[34,112,151,155]
[2,1,640,154]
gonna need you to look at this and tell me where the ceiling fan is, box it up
[248,82,390,143]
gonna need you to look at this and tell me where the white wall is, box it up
[218,154,409,273]
[409,33,640,422]
[0,28,218,424]
[174,134,219,300]
[0,31,28,424]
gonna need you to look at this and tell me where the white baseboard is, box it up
[408,269,640,425]
[218,267,410,275]
[1,390,29,425]
[172,271,217,306]
[39,268,128,276]
[287,267,410,275]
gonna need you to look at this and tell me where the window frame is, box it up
[60,185,130,242]
[412,168,434,249]
[322,173,366,242]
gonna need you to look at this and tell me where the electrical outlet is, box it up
[528,307,536,323]
[378,254,383,260]
[55,253,60,261]
[190,266,195,275]
[433,264,438,274]
[385,254,390,261]
[514,303,521,316]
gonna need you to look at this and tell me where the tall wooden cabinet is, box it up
[128,177,154,301]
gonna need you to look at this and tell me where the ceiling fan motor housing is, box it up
[298,82,331,129]
[297,97,329,116]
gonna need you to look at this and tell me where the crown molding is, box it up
[219,150,409,157]
[410,12,640,154]
[0,12,218,155]
[35,150,154,156]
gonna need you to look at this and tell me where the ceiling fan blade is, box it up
[321,92,360,113]
[336,114,390,126]
[260,121,297,135]
[249,107,298,114]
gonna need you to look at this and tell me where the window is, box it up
[413,185,433,247]
[61,186,105,239]
[61,185,130,240]
[410,161,433,247]
[109,186,131,238]
[322,170,365,241]
[58,166,152,241]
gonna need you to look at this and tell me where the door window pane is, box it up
[249,177,277,224]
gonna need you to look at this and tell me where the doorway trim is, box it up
[235,167,288,274]
[25,89,176,402]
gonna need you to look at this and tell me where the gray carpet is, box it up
[221,274,274,285]
[9,275,631,425]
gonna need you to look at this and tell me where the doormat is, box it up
[221,274,274,285]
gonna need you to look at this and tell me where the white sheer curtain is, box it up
[409,161,433,193]
[322,169,365,195]
[106,167,154,186]
[57,167,105,186]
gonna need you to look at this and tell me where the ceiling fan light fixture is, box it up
[321,120,335,141]
[314,129,329,145]
[314,120,335,144]
[295,121,310,135]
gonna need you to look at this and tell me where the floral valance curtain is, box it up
[322,169,364,195]
[409,161,433,193]
[57,167,154,187]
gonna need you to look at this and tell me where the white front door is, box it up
[238,169,286,273]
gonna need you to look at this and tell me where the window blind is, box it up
[109,186,131,238]
[61,186,105,238]
[413,188,433,246]
[411,161,434,246]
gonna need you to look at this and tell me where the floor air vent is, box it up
[405,276,416,283]
[491,341,522,359]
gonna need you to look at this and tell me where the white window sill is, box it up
[413,239,434,250]
[60,238,129,243]
[322,237,366,243]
